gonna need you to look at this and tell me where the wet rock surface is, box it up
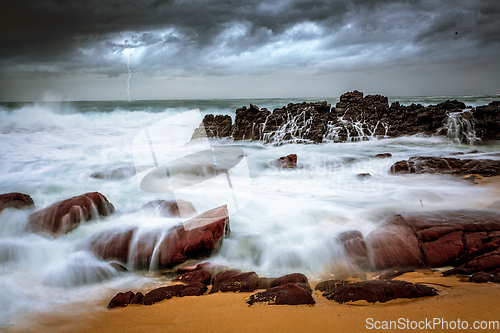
[390,157,500,177]
[108,291,134,308]
[247,283,315,306]
[324,280,438,304]
[142,199,197,218]
[28,192,115,235]
[88,205,230,269]
[366,210,500,274]
[192,90,499,144]
[143,285,186,305]
[0,193,34,213]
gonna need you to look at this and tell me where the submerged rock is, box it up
[338,230,369,268]
[277,154,297,169]
[325,280,437,304]
[88,205,230,269]
[142,199,197,218]
[0,193,34,213]
[28,192,115,235]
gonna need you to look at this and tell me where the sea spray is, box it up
[0,97,500,326]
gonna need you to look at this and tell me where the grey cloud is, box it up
[1,0,499,79]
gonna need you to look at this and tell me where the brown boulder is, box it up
[210,270,261,293]
[180,283,207,296]
[88,205,230,269]
[88,228,136,264]
[469,272,494,283]
[366,215,424,270]
[158,205,229,268]
[247,283,315,306]
[0,193,34,213]
[325,280,437,304]
[28,192,115,235]
[278,154,297,168]
[143,285,185,305]
[108,291,134,308]
[175,270,211,285]
[130,292,144,304]
[338,230,369,267]
[314,280,351,293]
[390,157,500,177]
[270,273,312,295]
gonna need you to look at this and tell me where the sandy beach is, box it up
[4,270,500,333]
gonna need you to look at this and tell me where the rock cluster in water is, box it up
[342,210,500,277]
[193,90,500,144]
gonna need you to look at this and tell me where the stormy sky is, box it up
[1,0,499,101]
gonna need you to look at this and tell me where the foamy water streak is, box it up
[0,96,499,327]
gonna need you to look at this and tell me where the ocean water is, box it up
[0,95,499,327]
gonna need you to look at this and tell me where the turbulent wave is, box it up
[0,96,499,326]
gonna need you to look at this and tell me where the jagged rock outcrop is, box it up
[191,114,233,139]
[473,101,500,141]
[192,90,499,144]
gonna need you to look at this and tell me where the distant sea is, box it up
[0,94,499,327]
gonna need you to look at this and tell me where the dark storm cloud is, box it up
[1,0,499,77]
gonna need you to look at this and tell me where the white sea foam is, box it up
[0,98,500,326]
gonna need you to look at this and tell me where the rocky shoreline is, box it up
[192,90,500,144]
[4,186,500,310]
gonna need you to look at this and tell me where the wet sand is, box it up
[5,270,500,333]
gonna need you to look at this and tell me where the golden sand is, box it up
[5,271,500,333]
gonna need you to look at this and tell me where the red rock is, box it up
[366,215,424,270]
[158,205,229,268]
[420,231,464,267]
[338,230,368,267]
[469,272,494,283]
[130,292,144,304]
[210,270,261,293]
[175,270,211,285]
[108,291,134,308]
[463,248,500,272]
[270,273,311,294]
[88,205,230,269]
[143,285,185,305]
[88,228,136,264]
[247,283,315,306]
[180,283,207,296]
[142,200,197,218]
[28,192,115,235]
[314,280,351,293]
[278,154,297,168]
[325,280,437,304]
[0,193,34,213]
